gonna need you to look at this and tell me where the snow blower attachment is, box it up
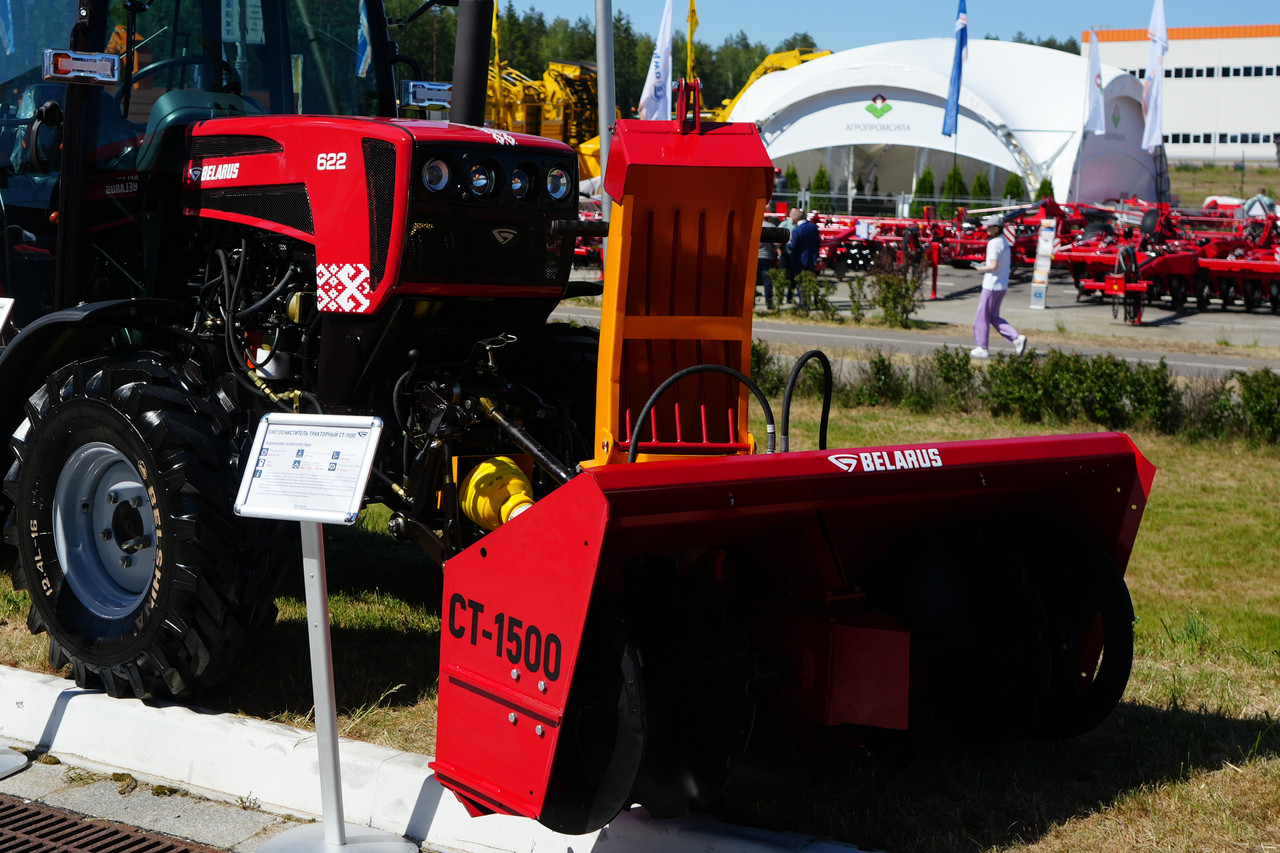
[432,86,1156,834]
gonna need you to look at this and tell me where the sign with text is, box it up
[1029,217,1056,310]
[234,413,382,524]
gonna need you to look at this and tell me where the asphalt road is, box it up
[558,265,1280,379]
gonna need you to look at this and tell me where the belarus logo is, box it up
[828,454,860,472]
[865,94,893,119]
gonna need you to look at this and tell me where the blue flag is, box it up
[942,0,967,137]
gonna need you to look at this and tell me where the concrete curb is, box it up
[0,666,875,852]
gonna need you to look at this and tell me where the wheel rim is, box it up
[52,442,157,619]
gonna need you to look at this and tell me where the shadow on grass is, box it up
[712,701,1280,853]
[199,522,445,721]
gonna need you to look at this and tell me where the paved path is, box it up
[561,266,1280,378]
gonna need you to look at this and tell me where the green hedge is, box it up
[750,340,1280,445]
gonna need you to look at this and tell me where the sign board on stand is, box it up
[237,413,414,853]
[1029,217,1056,310]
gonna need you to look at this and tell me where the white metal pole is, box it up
[300,520,346,847]
[595,0,615,225]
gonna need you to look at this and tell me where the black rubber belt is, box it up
[0,793,228,852]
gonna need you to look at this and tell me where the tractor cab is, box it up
[0,0,401,326]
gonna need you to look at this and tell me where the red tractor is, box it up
[0,0,1153,834]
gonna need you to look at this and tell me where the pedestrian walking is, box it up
[971,215,1026,358]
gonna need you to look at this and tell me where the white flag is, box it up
[1141,0,1167,152]
[1085,30,1105,135]
[638,0,674,120]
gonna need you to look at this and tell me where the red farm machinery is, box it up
[0,0,1153,835]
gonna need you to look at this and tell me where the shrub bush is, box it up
[867,254,925,328]
[794,270,842,321]
[751,338,787,397]
[983,352,1043,421]
[853,348,906,406]
[933,346,976,412]
[1236,367,1280,444]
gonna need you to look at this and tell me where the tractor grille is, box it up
[363,138,397,288]
[402,215,573,286]
[188,135,283,159]
[0,794,226,852]
[199,183,315,235]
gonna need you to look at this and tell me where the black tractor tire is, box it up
[4,353,282,699]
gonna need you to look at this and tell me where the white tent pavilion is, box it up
[726,38,1157,205]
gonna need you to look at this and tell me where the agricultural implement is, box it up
[0,0,1154,837]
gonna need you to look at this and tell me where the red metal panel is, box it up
[433,475,611,819]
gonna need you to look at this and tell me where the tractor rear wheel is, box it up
[4,353,281,699]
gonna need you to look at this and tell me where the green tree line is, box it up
[384,0,818,119]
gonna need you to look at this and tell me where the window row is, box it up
[1163,132,1274,145]
[1123,65,1280,79]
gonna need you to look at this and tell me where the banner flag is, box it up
[638,0,674,120]
[1141,0,1167,152]
[1085,29,1106,135]
[941,0,967,137]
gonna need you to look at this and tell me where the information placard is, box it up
[234,413,382,524]
[1029,217,1056,310]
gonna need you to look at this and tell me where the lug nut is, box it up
[119,556,132,569]
[105,492,118,504]
[100,529,112,541]
[130,496,143,508]
[81,501,90,513]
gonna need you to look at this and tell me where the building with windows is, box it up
[1087,25,1280,165]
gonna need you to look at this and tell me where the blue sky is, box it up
[513,1,1278,52]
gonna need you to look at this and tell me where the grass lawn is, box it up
[1167,161,1278,207]
[2,404,1279,851]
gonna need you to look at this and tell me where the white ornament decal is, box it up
[479,127,517,146]
[316,263,373,313]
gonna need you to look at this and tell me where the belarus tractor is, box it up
[0,0,1153,836]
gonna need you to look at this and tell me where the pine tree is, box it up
[1034,177,1055,201]
[939,165,968,218]
[971,170,991,200]
[1002,172,1026,202]
[810,164,833,213]
[910,166,935,217]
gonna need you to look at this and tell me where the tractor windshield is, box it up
[110,0,394,121]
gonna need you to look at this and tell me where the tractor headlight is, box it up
[511,166,535,200]
[422,158,451,192]
[469,163,496,196]
[546,166,571,201]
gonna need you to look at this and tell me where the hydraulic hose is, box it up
[627,364,776,464]
[780,350,833,452]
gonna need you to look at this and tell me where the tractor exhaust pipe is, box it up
[451,0,493,127]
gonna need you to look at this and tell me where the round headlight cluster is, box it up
[468,163,495,195]
[546,167,571,201]
[510,167,534,200]
[422,158,450,192]
[419,156,575,203]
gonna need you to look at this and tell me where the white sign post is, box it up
[1029,217,1056,310]
[236,413,414,853]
